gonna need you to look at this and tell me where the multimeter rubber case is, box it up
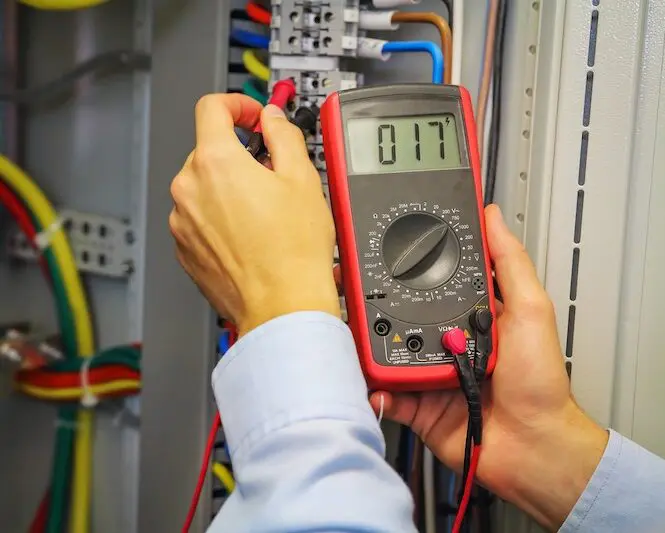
[321,84,498,392]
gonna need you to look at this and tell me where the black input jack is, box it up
[373,319,391,337]
[406,335,424,353]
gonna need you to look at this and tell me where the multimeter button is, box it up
[441,328,467,355]
[373,319,391,337]
[470,308,493,334]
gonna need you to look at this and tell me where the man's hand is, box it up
[370,205,609,530]
[169,94,340,336]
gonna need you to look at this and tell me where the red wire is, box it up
[16,365,140,388]
[28,490,50,533]
[246,1,271,25]
[0,180,50,278]
[452,444,482,533]
[182,412,222,532]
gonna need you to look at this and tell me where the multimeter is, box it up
[321,84,498,392]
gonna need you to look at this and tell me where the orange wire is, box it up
[391,12,453,85]
[477,0,499,158]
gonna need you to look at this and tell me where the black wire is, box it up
[484,0,508,205]
[0,50,151,104]
[441,0,453,28]
[478,487,494,533]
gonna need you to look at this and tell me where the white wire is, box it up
[451,0,464,85]
[424,448,436,533]
[359,10,399,31]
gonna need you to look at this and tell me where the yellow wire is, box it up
[17,380,141,400]
[212,462,236,493]
[0,155,95,533]
[19,0,109,9]
[242,50,270,82]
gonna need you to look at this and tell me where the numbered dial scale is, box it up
[321,84,497,392]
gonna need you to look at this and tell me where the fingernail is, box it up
[263,104,286,118]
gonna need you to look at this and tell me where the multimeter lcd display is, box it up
[347,114,462,174]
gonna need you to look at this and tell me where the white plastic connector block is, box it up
[270,54,339,71]
[371,0,420,7]
[359,10,398,31]
[357,37,390,60]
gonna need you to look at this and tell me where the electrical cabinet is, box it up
[1,1,664,532]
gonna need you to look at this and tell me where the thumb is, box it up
[369,391,419,427]
[485,204,549,311]
[261,104,312,177]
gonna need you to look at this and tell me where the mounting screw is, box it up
[122,260,135,276]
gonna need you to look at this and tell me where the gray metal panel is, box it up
[544,0,645,426]
[614,0,665,455]
[137,1,230,531]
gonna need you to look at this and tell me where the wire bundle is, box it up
[0,155,140,532]
[15,345,141,402]
[229,2,271,105]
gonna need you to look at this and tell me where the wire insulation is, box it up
[391,12,452,84]
[453,445,481,533]
[246,1,271,25]
[242,49,270,82]
[230,28,270,49]
[182,413,222,532]
[19,0,108,8]
[382,41,444,84]
[476,0,499,157]
[17,380,141,400]
[212,462,236,493]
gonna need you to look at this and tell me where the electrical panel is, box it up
[1,1,665,533]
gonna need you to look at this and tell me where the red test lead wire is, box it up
[452,445,482,533]
[182,412,222,532]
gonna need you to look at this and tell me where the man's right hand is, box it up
[370,205,609,530]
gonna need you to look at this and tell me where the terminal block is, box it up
[270,0,360,57]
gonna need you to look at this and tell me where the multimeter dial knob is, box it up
[381,213,461,290]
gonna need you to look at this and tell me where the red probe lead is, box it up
[247,78,297,158]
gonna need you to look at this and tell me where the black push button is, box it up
[471,308,493,333]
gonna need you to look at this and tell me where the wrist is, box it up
[498,402,608,530]
[237,283,341,337]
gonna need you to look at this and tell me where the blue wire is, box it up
[382,41,444,84]
[217,330,231,357]
[230,28,270,49]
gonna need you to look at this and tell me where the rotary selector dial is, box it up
[382,213,460,290]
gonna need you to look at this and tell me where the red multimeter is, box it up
[321,84,498,392]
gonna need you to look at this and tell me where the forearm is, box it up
[210,312,416,533]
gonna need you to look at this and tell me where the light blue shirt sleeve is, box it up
[209,311,665,533]
[559,429,665,533]
[209,311,416,533]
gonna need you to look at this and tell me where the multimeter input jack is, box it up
[373,319,391,337]
[406,335,424,353]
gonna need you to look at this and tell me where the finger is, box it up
[485,205,548,310]
[260,104,313,177]
[195,93,263,151]
[369,391,420,428]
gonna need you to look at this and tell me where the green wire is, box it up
[243,79,268,105]
[48,347,141,373]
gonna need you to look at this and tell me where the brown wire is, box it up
[476,0,500,158]
[391,12,453,85]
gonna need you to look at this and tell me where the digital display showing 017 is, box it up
[346,114,462,174]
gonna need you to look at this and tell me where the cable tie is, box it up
[80,356,98,408]
[33,216,64,251]
[377,392,385,424]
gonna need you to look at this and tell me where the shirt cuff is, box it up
[211,311,377,462]
[560,429,665,532]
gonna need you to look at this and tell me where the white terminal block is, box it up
[359,10,398,31]
[270,54,339,72]
[371,0,420,7]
